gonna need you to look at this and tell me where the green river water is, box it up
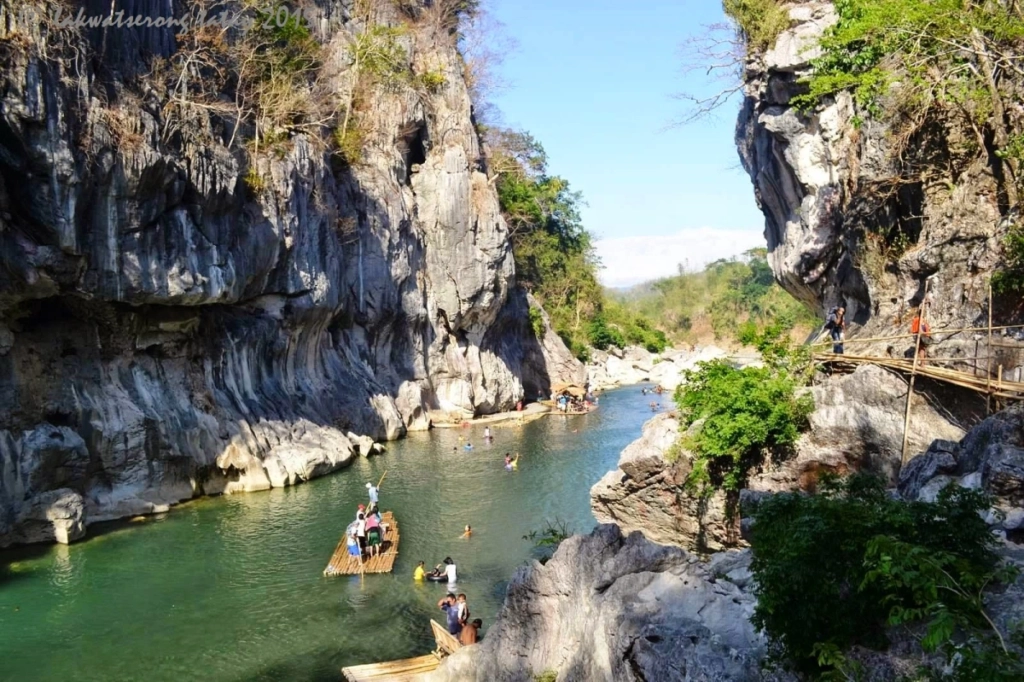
[0,387,660,682]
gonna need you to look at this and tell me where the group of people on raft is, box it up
[344,481,385,562]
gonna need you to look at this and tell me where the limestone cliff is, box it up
[0,0,581,547]
[736,1,1023,351]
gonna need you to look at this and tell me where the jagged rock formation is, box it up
[899,403,1024,536]
[0,1,580,547]
[592,365,965,551]
[736,1,1020,348]
[428,524,793,682]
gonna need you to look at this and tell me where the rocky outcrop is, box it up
[750,364,965,491]
[737,1,1019,348]
[592,364,966,551]
[586,345,732,391]
[428,524,791,682]
[899,403,1024,533]
[0,1,574,547]
[591,413,736,552]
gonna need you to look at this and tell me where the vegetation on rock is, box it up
[674,326,814,495]
[722,0,790,52]
[750,473,1023,680]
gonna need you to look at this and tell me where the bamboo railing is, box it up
[811,300,1024,464]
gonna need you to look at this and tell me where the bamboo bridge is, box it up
[810,321,1024,464]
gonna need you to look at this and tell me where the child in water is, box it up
[461,525,472,538]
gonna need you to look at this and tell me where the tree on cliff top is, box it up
[674,0,788,124]
[485,127,604,360]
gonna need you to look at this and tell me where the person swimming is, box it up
[461,525,472,539]
[464,442,474,450]
[504,454,512,471]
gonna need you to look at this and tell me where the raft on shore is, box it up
[540,400,598,416]
[324,511,399,576]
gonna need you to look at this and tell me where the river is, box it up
[0,387,660,682]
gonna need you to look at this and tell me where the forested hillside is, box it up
[480,127,666,358]
[610,248,819,347]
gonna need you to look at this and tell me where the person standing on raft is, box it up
[366,481,380,514]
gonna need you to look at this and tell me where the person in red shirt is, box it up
[910,311,933,363]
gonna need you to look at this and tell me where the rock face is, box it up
[586,345,731,391]
[591,413,736,552]
[899,403,1024,527]
[737,1,1016,341]
[0,1,574,547]
[751,364,965,491]
[428,525,789,682]
[592,364,966,551]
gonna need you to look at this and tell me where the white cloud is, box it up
[594,227,765,289]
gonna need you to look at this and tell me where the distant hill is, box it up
[606,248,820,348]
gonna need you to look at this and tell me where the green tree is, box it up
[750,474,1018,678]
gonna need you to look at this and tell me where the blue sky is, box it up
[485,0,767,287]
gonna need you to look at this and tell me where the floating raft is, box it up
[340,654,438,682]
[341,620,462,681]
[324,511,399,576]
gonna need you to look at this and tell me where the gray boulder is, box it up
[428,525,791,682]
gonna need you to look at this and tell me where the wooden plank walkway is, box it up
[341,654,439,682]
[324,512,399,576]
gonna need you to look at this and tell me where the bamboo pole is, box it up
[901,284,929,466]
[987,284,994,416]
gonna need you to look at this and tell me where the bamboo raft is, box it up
[324,511,399,576]
[341,620,463,681]
[340,654,438,682]
[540,400,598,416]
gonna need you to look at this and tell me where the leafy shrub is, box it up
[588,315,625,350]
[992,222,1024,296]
[334,126,364,165]
[244,167,266,194]
[724,0,791,52]
[676,356,813,494]
[750,474,1012,677]
[528,306,546,339]
[417,69,447,92]
[523,519,573,565]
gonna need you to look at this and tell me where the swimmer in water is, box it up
[461,525,472,539]
[464,442,474,450]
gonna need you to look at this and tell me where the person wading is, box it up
[438,593,462,636]
[459,619,483,645]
